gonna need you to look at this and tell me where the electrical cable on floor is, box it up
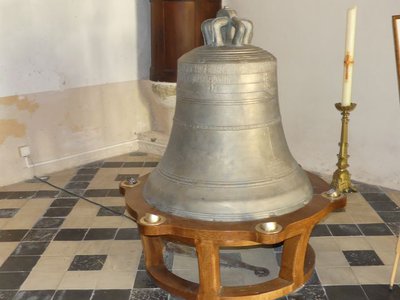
[33,175,137,222]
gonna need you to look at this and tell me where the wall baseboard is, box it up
[1,139,141,187]
[1,133,168,187]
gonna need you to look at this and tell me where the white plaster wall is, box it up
[0,0,150,95]
[0,0,152,186]
[0,81,153,186]
[224,0,400,189]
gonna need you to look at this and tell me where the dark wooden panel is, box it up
[150,0,222,82]
[163,1,195,70]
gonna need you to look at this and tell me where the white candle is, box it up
[342,6,357,106]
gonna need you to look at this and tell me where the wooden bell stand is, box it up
[121,173,346,300]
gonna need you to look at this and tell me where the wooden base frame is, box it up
[121,173,346,300]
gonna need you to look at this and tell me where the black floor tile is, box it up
[13,290,55,300]
[68,255,107,271]
[361,284,400,300]
[122,162,145,168]
[43,207,72,217]
[358,223,393,236]
[34,190,60,198]
[0,192,11,200]
[343,250,384,266]
[84,228,117,240]
[64,182,90,190]
[130,289,169,300]
[115,228,140,240]
[133,271,158,288]
[97,206,125,216]
[0,230,28,242]
[362,193,392,202]
[102,162,124,168]
[311,224,331,237]
[368,200,399,212]
[54,229,88,241]
[53,290,93,300]
[83,189,109,197]
[0,272,30,289]
[377,212,400,223]
[107,189,123,197]
[287,285,327,299]
[22,229,58,242]
[70,174,95,182]
[92,289,131,300]
[77,168,99,175]
[327,224,362,236]
[0,290,17,300]
[0,209,19,218]
[0,255,40,271]
[82,161,104,168]
[115,174,139,181]
[6,191,36,199]
[325,285,368,300]
[50,198,78,207]
[387,222,400,235]
[11,242,49,256]
[137,252,146,270]
[354,183,383,193]
[143,162,158,167]
[58,189,85,198]
[306,270,321,285]
[33,217,65,229]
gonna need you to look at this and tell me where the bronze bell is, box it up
[143,8,313,222]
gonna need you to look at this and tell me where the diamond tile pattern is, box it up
[0,152,399,299]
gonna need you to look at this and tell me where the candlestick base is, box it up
[330,102,357,194]
[331,168,357,193]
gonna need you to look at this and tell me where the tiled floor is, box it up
[0,151,400,299]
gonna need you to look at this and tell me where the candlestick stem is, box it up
[330,102,357,193]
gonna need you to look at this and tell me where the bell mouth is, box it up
[143,165,313,222]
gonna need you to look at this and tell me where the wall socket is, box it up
[19,145,31,157]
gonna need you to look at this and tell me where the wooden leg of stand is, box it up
[195,240,221,300]
[279,230,311,285]
[141,235,165,268]
[390,236,400,290]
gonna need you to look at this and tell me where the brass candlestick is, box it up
[330,102,357,195]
